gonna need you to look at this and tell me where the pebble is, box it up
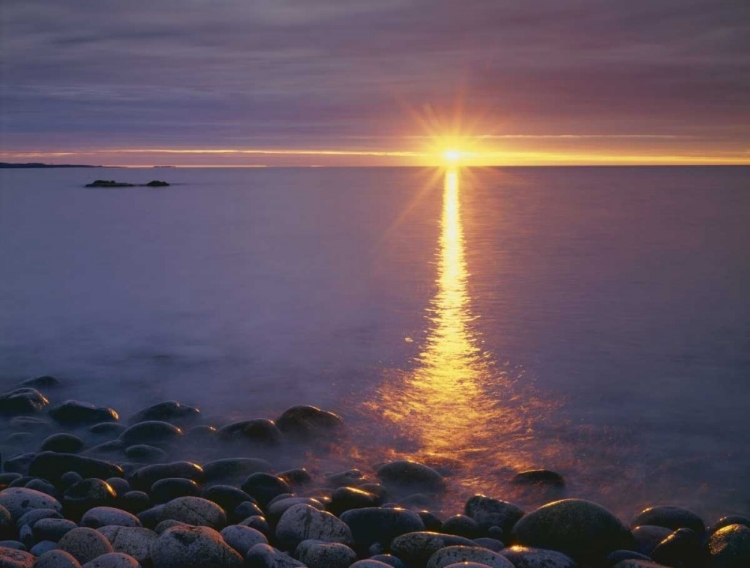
[0,488,62,521]
[80,552,140,568]
[34,549,84,568]
[425,545,514,568]
[340,506,425,551]
[49,401,118,426]
[631,505,706,537]
[275,405,343,439]
[33,518,78,542]
[464,495,524,534]
[220,524,268,556]
[245,543,306,567]
[276,503,354,550]
[97,526,157,566]
[500,545,577,568]
[80,507,141,528]
[28,453,123,484]
[63,479,117,520]
[511,469,565,487]
[0,388,49,416]
[30,540,58,556]
[128,461,204,491]
[376,461,444,494]
[217,419,282,445]
[128,401,200,427]
[150,477,201,504]
[57,527,114,564]
[241,473,292,507]
[390,531,479,566]
[124,444,167,463]
[511,498,632,562]
[119,421,182,447]
[150,525,243,568]
[707,523,750,567]
[158,496,227,529]
[295,540,357,568]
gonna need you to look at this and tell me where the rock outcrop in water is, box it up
[0,377,747,567]
[85,180,170,187]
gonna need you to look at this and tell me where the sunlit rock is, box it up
[0,388,49,416]
[707,524,750,568]
[631,505,706,537]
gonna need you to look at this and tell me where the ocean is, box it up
[1,165,748,518]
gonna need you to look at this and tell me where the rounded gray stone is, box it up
[81,553,140,568]
[245,543,306,567]
[219,524,268,556]
[0,488,62,521]
[464,495,525,533]
[158,496,226,529]
[276,503,354,550]
[97,526,157,566]
[149,525,243,568]
[295,540,357,568]
[57,528,114,565]
[707,523,750,568]
[500,545,577,568]
[32,550,82,568]
[81,508,141,529]
[426,545,514,568]
[33,518,77,542]
[390,531,478,566]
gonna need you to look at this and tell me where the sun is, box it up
[443,149,461,163]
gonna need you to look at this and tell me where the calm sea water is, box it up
[1,166,748,518]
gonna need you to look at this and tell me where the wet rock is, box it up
[149,525,243,568]
[376,462,444,494]
[128,462,204,491]
[18,375,61,390]
[295,540,357,568]
[80,552,139,568]
[4,454,35,475]
[29,541,56,555]
[80,507,141,528]
[57,527,114,564]
[0,488,62,521]
[34,550,83,568]
[0,546,34,567]
[25,479,58,499]
[707,523,750,568]
[241,473,291,508]
[500,545,576,568]
[441,515,480,539]
[239,515,270,536]
[97,526,157,567]
[119,421,182,447]
[425,545,514,568]
[158,496,226,529]
[41,434,86,454]
[29,453,123,484]
[511,470,565,487]
[710,516,750,535]
[511,498,632,562]
[280,469,313,487]
[49,401,118,426]
[632,524,673,556]
[33,518,77,542]
[329,486,380,516]
[275,405,343,439]
[418,512,443,532]
[267,498,324,525]
[128,401,200,427]
[203,485,254,516]
[151,478,201,504]
[217,419,282,446]
[123,444,166,463]
[220,524,268,556]
[326,470,363,488]
[201,458,273,485]
[464,496,525,534]
[245,543,305,567]
[16,508,63,530]
[631,506,706,537]
[390,531,478,567]
[234,501,264,519]
[89,424,127,438]
[0,388,49,416]
[368,556,407,568]
[63,480,117,520]
[104,478,129,497]
[651,527,703,568]
[84,441,124,458]
[276,503,354,550]
[606,550,654,565]
[341,507,425,552]
[118,492,150,516]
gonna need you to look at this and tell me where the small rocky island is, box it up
[85,180,170,188]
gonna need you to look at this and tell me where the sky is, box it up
[1,0,749,166]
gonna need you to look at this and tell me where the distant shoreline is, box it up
[0,162,100,169]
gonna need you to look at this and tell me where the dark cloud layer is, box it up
[1,0,748,161]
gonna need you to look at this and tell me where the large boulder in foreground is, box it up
[150,525,242,568]
[708,524,750,568]
[276,504,353,550]
[0,487,62,520]
[511,498,632,562]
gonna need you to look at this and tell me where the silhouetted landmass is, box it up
[0,162,99,168]
[86,179,170,187]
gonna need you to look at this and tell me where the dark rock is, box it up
[424,545,514,568]
[2,540,28,552]
[368,556,407,568]
[511,469,565,487]
[29,541,56,558]
[220,524,268,556]
[202,486,254,516]
[241,473,291,508]
[418,511,443,532]
[84,441,124,457]
[105,478,129,497]
[15,508,63,529]
[49,401,118,426]
[3,454,35,475]
[5,433,35,447]
[710,516,750,535]
[145,181,170,187]
[41,434,86,454]
[245,543,305,567]
[631,506,706,537]
[0,474,21,490]
[202,458,273,485]
[279,469,313,487]
[390,531,478,567]
[119,421,182,447]
[441,515,480,539]
[606,550,654,566]
[80,506,141,528]
[651,527,703,568]
[267,498,325,525]
[295,540,357,568]
[57,527,114,564]
[0,487,62,521]
[29,452,123,485]
[128,401,200,427]
[149,525,243,568]
[63,479,117,520]
[474,537,504,552]
[18,376,61,390]
[128,462,204,491]
[124,444,166,463]
[8,477,34,489]
[377,461,444,494]
[275,405,343,439]
[151,478,201,504]
[500,545,576,568]
[341,507,425,552]
[511,498,632,562]
[80,552,140,568]
[34,550,84,568]
[275,503,354,550]
[217,419,282,445]
[97,526,157,567]
[234,501,264,519]
[24,479,58,499]
[183,425,217,440]
[239,515,270,537]
[464,495,525,533]
[632,524,673,555]
[118,491,150,515]
[85,180,135,188]
[33,518,77,542]
[707,524,750,568]
[326,469,363,488]
[0,388,49,416]
[137,507,165,530]
[158,496,226,529]
[329,486,380,516]
[9,416,51,431]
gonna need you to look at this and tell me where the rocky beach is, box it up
[0,377,747,568]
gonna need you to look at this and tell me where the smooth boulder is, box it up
[276,504,354,550]
[149,525,242,568]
